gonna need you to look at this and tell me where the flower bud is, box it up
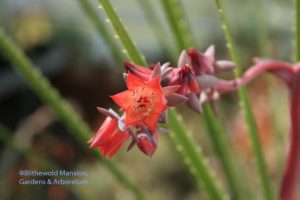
[136,133,158,157]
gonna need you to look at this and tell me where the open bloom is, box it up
[124,61,188,110]
[88,109,130,158]
[112,73,168,131]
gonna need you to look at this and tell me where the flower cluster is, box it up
[88,64,186,158]
[89,46,236,158]
[167,45,235,113]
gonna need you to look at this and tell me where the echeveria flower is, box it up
[112,73,167,131]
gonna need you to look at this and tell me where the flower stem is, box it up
[0,28,146,200]
[213,0,274,199]
[168,109,228,200]
[280,72,300,200]
[97,0,147,66]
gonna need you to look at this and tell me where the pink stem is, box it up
[216,59,300,199]
[216,60,294,93]
[280,71,300,200]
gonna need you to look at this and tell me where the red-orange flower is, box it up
[112,73,167,131]
[88,116,130,158]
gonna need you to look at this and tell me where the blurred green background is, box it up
[0,0,293,199]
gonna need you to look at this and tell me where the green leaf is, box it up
[168,109,228,200]
[76,0,125,64]
[97,0,147,66]
[160,0,193,51]
[137,0,178,61]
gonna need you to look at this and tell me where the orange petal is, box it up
[124,108,144,126]
[99,131,129,158]
[107,131,130,158]
[111,90,133,109]
[147,77,163,95]
[153,99,167,114]
[144,112,160,131]
[126,73,146,90]
[89,117,118,148]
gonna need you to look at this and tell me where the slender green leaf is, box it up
[213,1,274,200]
[97,0,147,66]
[137,0,177,61]
[202,105,243,200]
[168,109,228,200]
[76,0,125,64]
[160,0,193,52]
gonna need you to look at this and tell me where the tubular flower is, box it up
[112,73,168,131]
[88,109,130,158]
